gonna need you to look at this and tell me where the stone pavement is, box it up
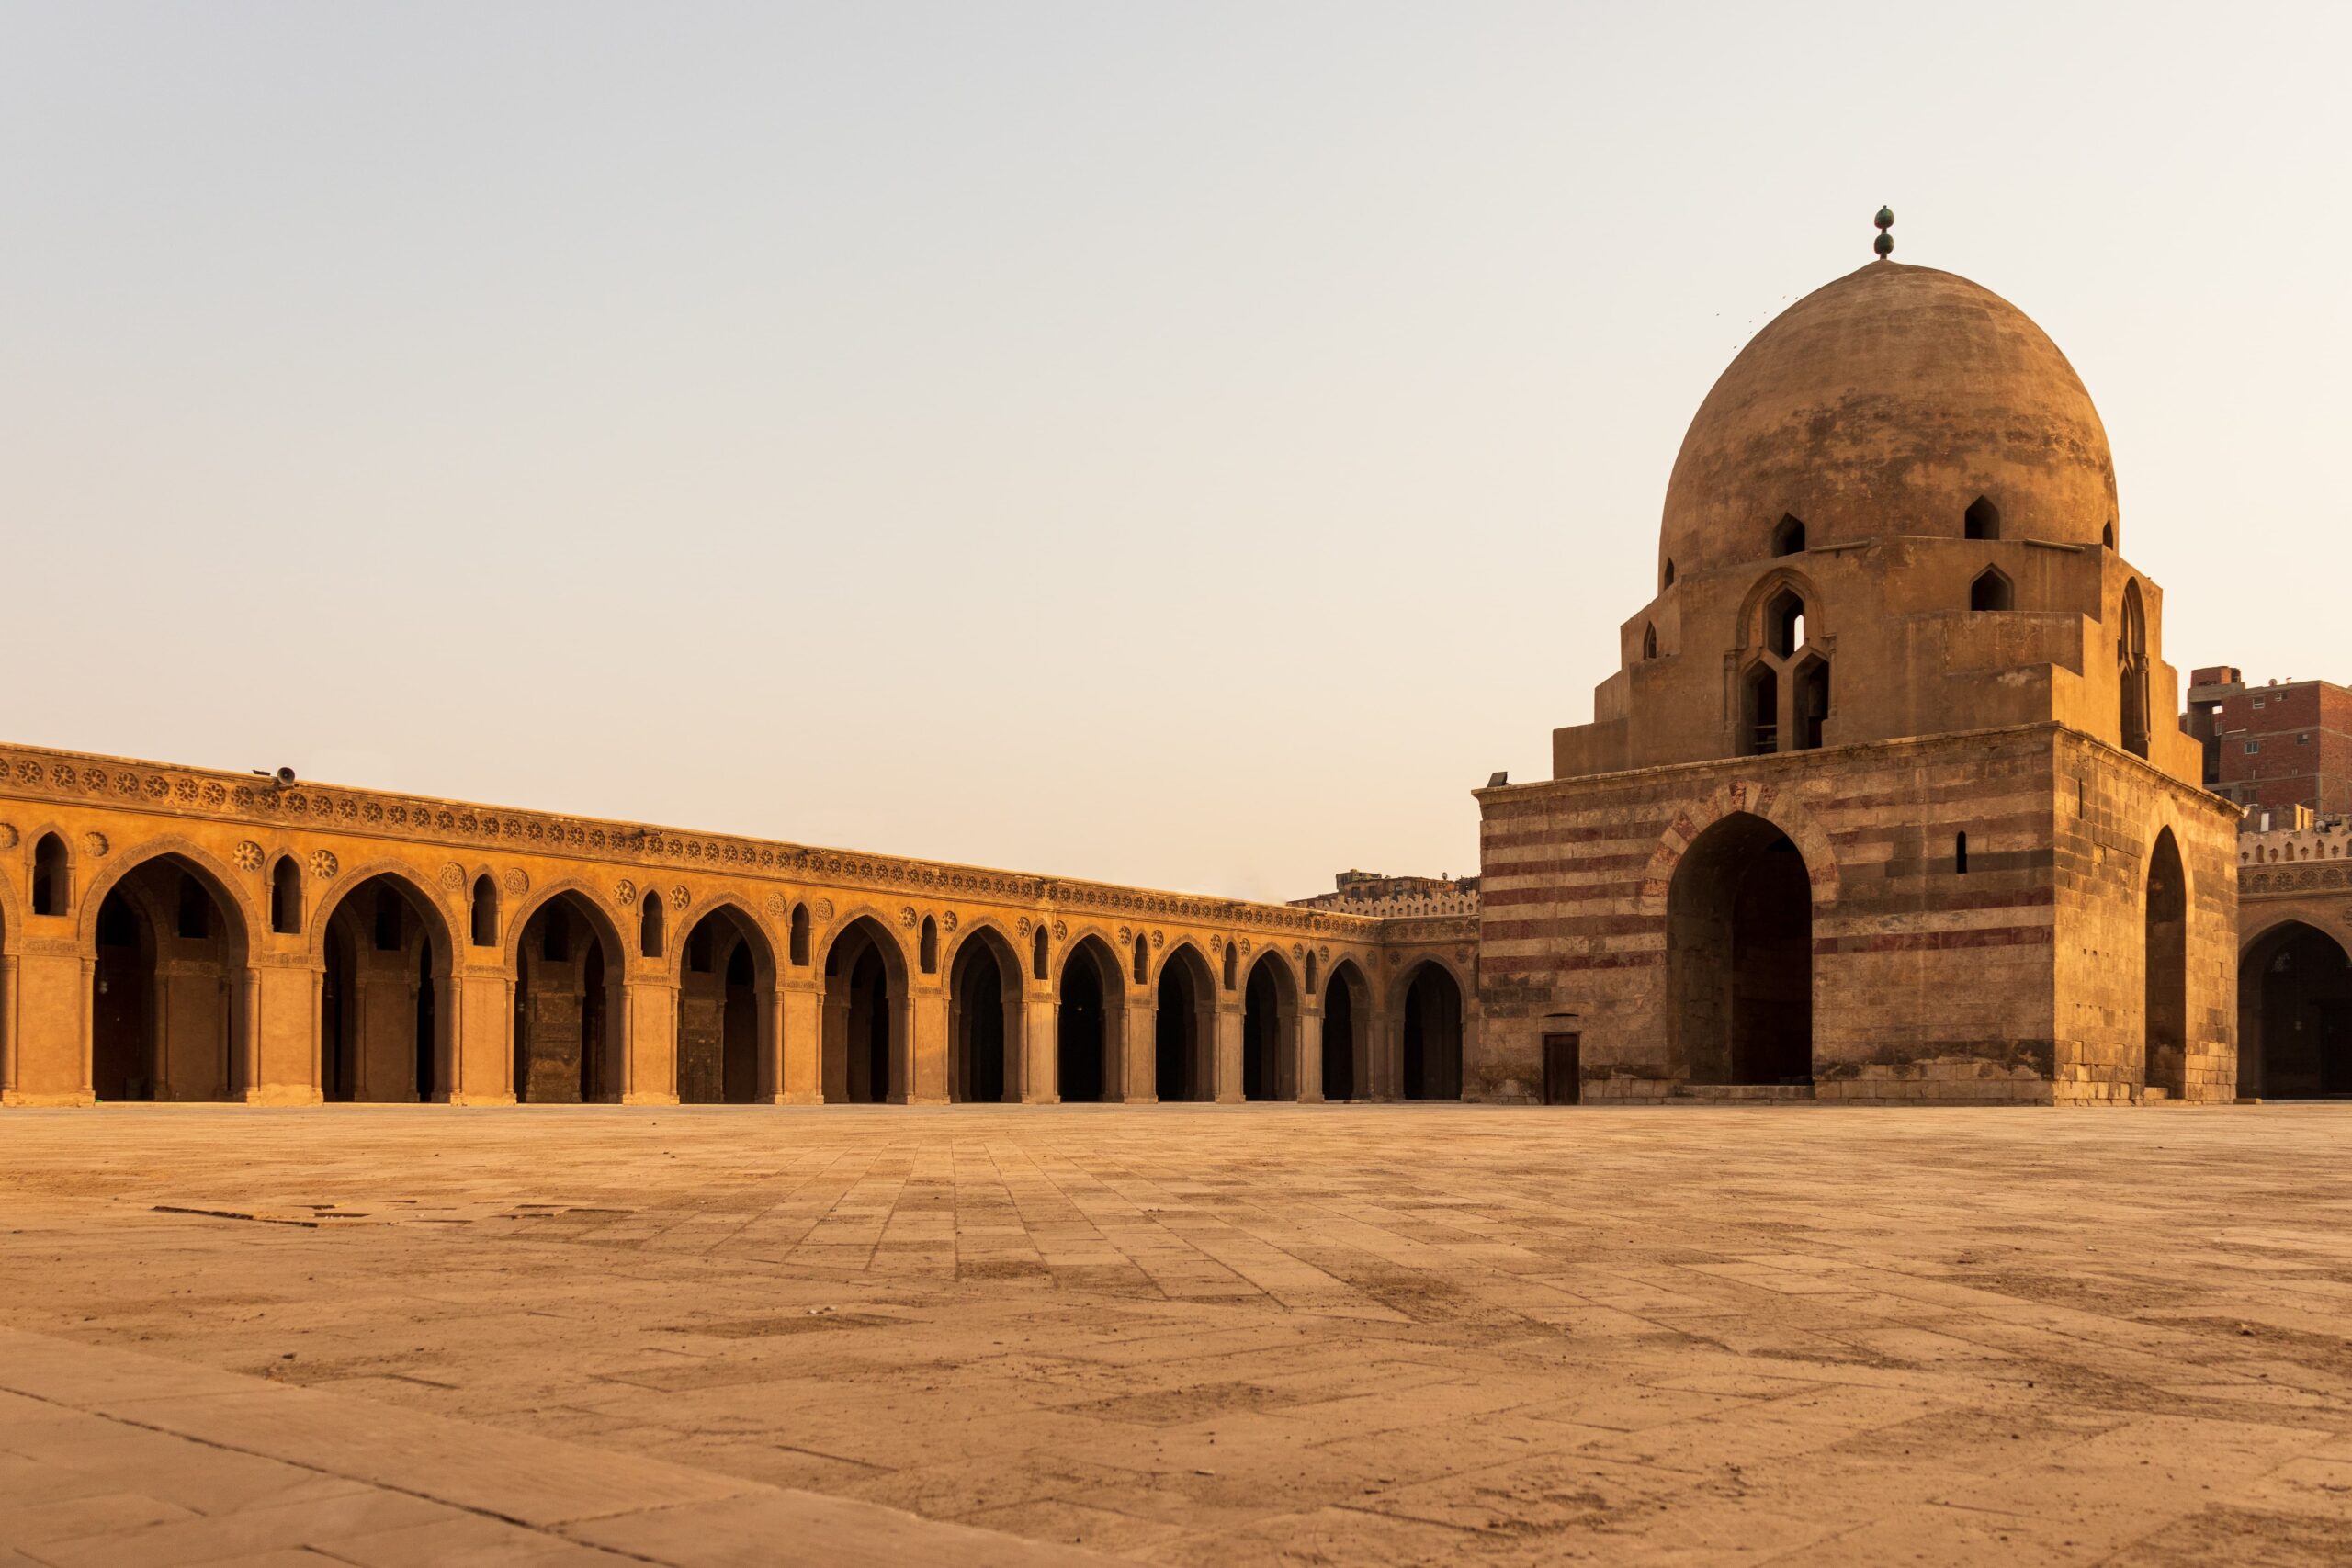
[1,1103,2349,1565]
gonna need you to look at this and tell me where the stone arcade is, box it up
[0,248,2255,1110]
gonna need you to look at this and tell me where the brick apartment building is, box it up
[2185,665,2352,818]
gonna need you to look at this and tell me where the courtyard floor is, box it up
[0,1103,2348,1566]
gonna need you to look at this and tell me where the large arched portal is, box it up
[2144,828,2188,1099]
[321,874,453,1103]
[1668,813,1813,1087]
[2240,921,2352,1099]
[822,917,905,1103]
[677,906,775,1104]
[1399,963,1464,1100]
[1154,945,1216,1102]
[1242,953,1296,1101]
[1322,960,1368,1101]
[949,929,1023,1103]
[512,892,625,1103]
[89,854,250,1101]
[1057,936,1122,1103]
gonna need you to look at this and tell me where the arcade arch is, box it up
[676,902,775,1104]
[87,852,252,1102]
[822,916,906,1103]
[1398,961,1464,1100]
[1321,959,1369,1101]
[1056,935,1123,1103]
[2144,829,2188,1098]
[319,871,453,1103]
[1242,951,1296,1100]
[510,888,625,1103]
[2239,920,2352,1099]
[947,925,1023,1103]
[1154,943,1216,1102]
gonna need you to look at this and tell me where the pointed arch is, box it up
[1056,932,1125,1103]
[1242,950,1298,1101]
[1667,811,1812,1088]
[639,889,665,959]
[80,843,256,1102]
[2119,578,2151,759]
[2144,826,2188,1099]
[1963,495,2001,540]
[673,897,777,1104]
[315,865,458,1104]
[1153,942,1216,1102]
[30,831,69,917]
[947,922,1023,1103]
[820,912,910,1103]
[504,881,629,1104]
[1969,567,2014,613]
[269,854,303,934]
[1320,958,1371,1101]
[1770,513,1806,557]
[1396,960,1464,1100]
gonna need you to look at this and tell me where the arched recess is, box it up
[1771,513,1806,557]
[2238,919,2352,1099]
[639,891,665,960]
[508,886,627,1104]
[1153,943,1216,1102]
[2119,579,2151,759]
[675,901,776,1105]
[84,848,255,1102]
[2144,827,2188,1099]
[1321,959,1369,1101]
[1057,934,1124,1103]
[1667,811,1813,1088]
[821,914,908,1103]
[269,855,303,935]
[1398,961,1464,1100]
[316,867,456,1104]
[1242,951,1297,1100]
[947,925,1023,1104]
[1970,568,2014,613]
[31,831,70,917]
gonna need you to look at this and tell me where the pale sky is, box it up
[6,3,2346,902]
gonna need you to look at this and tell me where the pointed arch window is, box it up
[1032,926,1048,982]
[920,917,938,975]
[1133,936,1149,986]
[1642,623,1658,660]
[469,875,498,948]
[30,833,67,916]
[1970,568,2014,612]
[639,890,665,959]
[1771,513,1806,557]
[789,903,811,966]
[270,855,302,934]
[1964,496,2001,540]
[1222,943,1238,990]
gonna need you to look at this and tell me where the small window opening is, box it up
[1745,663,1780,755]
[1794,659,1830,750]
[639,891,664,959]
[372,886,403,951]
[2101,520,2115,549]
[270,856,301,934]
[175,873,210,940]
[1031,926,1048,982]
[1641,622,1657,660]
[540,903,571,964]
[1771,513,1806,557]
[1305,953,1319,995]
[789,903,810,966]
[1970,568,2014,612]
[1964,496,2001,540]
[469,875,497,947]
[1222,943,1238,991]
[30,833,67,916]
[687,919,712,973]
[1133,936,1148,986]
[1662,558,1676,589]
[919,916,938,975]
[1955,831,1970,874]
[1764,588,1805,659]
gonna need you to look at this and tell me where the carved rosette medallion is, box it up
[899,907,917,928]
[941,911,959,932]
[309,849,338,880]
[668,885,689,911]
[438,863,466,890]
[83,831,109,858]
[814,898,834,921]
[1151,930,1164,949]
[502,868,527,897]
[613,879,638,907]
[763,892,786,917]
[1053,920,1067,941]
[233,840,263,872]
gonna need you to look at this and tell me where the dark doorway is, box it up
[1155,949,1212,1101]
[322,875,448,1103]
[951,934,1014,1103]
[1322,963,1363,1100]
[1668,813,1813,1086]
[87,857,246,1101]
[1057,939,1115,1102]
[1400,964,1464,1100]
[92,888,153,1101]
[2240,922,2352,1098]
[2145,829,2188,1098]
[677,908,770,1105]
[1543,1032,1581,1105]
[1242,956,1292,1100]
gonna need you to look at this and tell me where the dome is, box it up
[1658,262,2117,580]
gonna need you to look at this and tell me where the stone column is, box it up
[1121,991,1157,1102]
[452,966,515,1104]
[0,953,17,1101]
[1297,1001,1324,1103]
[779,975,823,1103]
[907,979,946,1104]
[1022,987,1058,1103]
[623,968,677,1105]
[1213,998,1244,1103]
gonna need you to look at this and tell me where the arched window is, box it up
[1305,952,1318,995]
[1771,513,1806,557]
[639,890,664,959]
[2120,579,2150,759]
[1793,657,1829,750]
[789,903,810,966]
[269,855,302,934]
[1032,926,1048,981]
[1222,942,1238,990]
[1970,568,2014,612]
[1662,558,1676,589]
[1955,831,1970,874]
[469,875,498,948]
[1964,496,2001,540]
[30,833,67,916]
[1133,935,1149,986]
[1642,623,1657,660]
[2102,521,2116,549]
[920,917,938,975]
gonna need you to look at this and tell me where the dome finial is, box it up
[1873,206,1894,260]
